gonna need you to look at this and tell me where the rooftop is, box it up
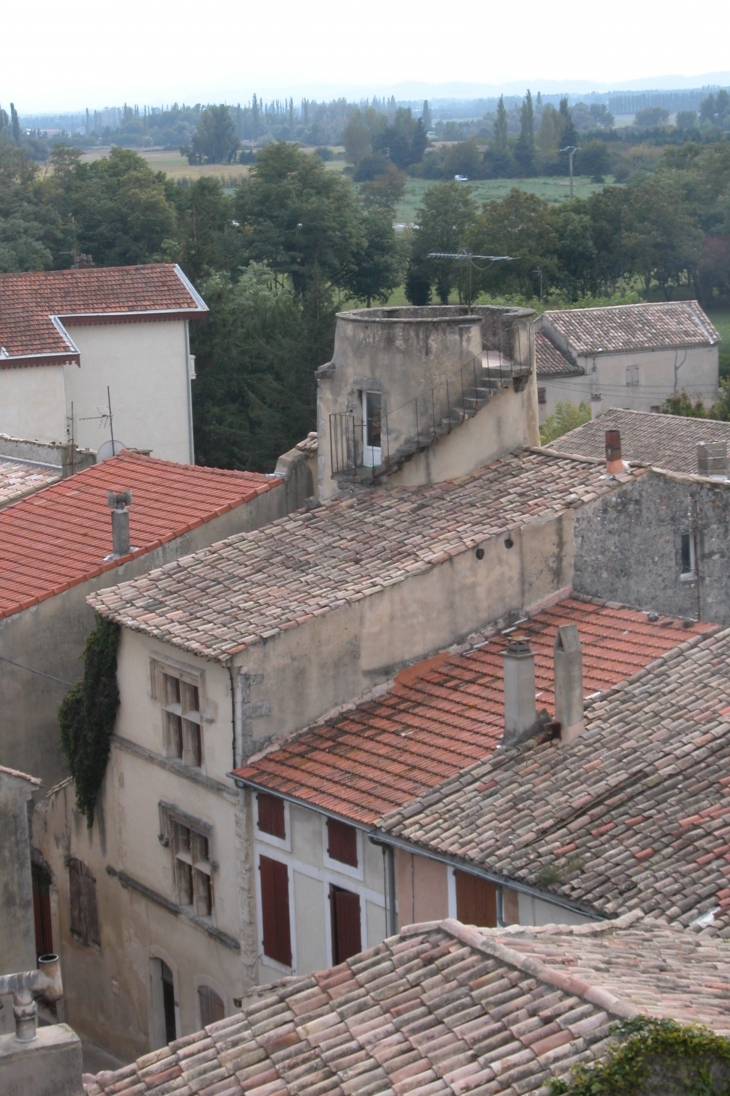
[535,332,581,377]
[549,407,730,475]
[378,625,730,936]
[89,449,645,662]
[84,913,730,1096]
[542,301,720,356]
[233,596,711,825]
[0,264,207,367]
[0,452,278,621]
[0,456,60,507]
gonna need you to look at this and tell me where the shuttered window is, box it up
[455,870,497,928]
[68,859,101,947]
[257,794,286,839]
[260,855,292,966]
[330,885,361,964]
[32,863,54,959]
[327,818,358,867]
[198,985,225,1027]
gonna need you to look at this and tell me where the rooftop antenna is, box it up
[427,251,516,308]
[560,145,578,199]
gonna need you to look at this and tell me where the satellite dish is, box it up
[96,440,126,463]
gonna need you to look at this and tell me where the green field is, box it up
[707,308,730,377]
[78,145,349,184]
[394,176,616,224]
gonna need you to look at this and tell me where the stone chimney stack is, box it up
[697,441,727,479]
[554,625,584,744]
[502,640,538,747]
[605,429,625,475]
[107,490,132,558]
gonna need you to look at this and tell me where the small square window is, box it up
[537,387,546,406]
[626,365,639,387]
[257,794,285,839]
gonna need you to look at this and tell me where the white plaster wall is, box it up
[517,892,592,926]
[63,320,193,462]
[0,365,68,443]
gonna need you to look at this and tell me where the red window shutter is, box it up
[330,886,362,964]
[327,818,358,867]
[455,870,497,927]
[260,855,292,966]
[257,794,286,839]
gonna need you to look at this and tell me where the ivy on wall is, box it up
[550,1017,730,1096]
[59,615,121,827]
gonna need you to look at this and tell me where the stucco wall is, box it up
[0,364,68,443]
[395,848,449,927]
[63,320,193,462]
[0,480,294,794]
[0,772,37,1036]
[573,469,730,623]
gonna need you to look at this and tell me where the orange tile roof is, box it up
[0,453,279,621]
[232,596,712,824]
[0,458,60,506]
[0,264,207,366]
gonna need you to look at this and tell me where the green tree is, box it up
[540,400,591,444]
[10,102,21,146]
[373,108,428,170]
[169,176,244,283]
[343,108,385,165]
[357,161,407,210]
[235,141,364,298]
[186,105,240,164]
[548,201,597,299]
[0,145,53,271]
[634,105,670,128]
[470,189,558,298]
[624,176,704,297]
[341,207,401,306]
[485,96,511,177]
[409,181,478,303]
[660,391,708,417]
[578,140,611,182]
[558,98,577,148]
[514,91,536,176]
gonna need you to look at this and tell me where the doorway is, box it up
[330,885,362,964]
[160,961,177,1044]
[32,862,54,959]
[362,392,382,468]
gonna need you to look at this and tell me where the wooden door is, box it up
[455,870,497,927]
[330,885,362,964]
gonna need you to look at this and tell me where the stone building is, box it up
[535,300,720,420]
[0,265,207,463]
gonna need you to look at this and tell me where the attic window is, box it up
[257,794,285,839]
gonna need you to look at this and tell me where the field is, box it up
[394,176,616,223]
[707,308,730,378]
[79,147,251,184]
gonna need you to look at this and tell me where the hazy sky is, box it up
[5,0,730,113]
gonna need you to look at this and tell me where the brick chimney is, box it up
[107,489,132,557]
[502,640,540,747]
[554,625,584,744]
[605,429,625,475]
[697,441,727,479]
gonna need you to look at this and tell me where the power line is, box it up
[0,654,74,687]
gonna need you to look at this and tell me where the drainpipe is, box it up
[371,837,397,935]
[227,662,237,769]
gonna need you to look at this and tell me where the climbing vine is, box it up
[59,615,121,827]
[549,1017,730,1096]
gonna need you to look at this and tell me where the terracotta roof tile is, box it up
[542,301,720,356]
[88,450,646,662]
[0,453,278,621]
[0,457,60,506]
[549,407,730,475]
[83,914,730,1096]
[535,334,580,377]
[0,264,206,365]
[378,626,730,934]
[233,597,710,824]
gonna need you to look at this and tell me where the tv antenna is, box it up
[427,251,516,307]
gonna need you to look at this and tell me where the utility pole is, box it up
[427,251,516,308]
[560,145,578,199]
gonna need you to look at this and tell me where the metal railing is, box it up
[329,344,531,479]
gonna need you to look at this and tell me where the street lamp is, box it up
[427,251,515,308]
[560,145,578,199]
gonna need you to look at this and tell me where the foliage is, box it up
[408,181,477,303]
[340,208,402,305]
[540,401,591,444]
[59,616,121,827]
[372,108,428,170]
[514,91,536,177]
[548,1016,730,1096]
[661,391,709,417]
[0,145,53,271]
[184,105,240,164]
[635,105,670,128]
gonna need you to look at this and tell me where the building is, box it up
[0,432,96,508]
[373,623,730,937]
[0,265,208,463]
[83,913,730,1096]
[0,766,40,1037]
[0,451,300,791]
[535,301,720,420]
[230,596,712,976]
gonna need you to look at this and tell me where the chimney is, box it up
[107,489,132,557]
[503,640,539,747]
[590,393,602,420]
[605,429,625,474]
[697,441,727,479]
[554,625,584,743]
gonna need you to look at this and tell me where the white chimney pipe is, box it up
[502,640,539,747]
[107,489,132,557]
[554,625,584,744]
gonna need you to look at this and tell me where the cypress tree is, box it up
[514,90,535,176]
[559,97,577,147]
[10,102,21,146]
[491,95,510,177]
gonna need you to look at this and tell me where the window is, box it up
[159,960,177,1044]
[362,391,382,468]
[455,869,497,928]
[198,985,225,1027]
[626,365,639,388]
[257,794,285,839]
[68,859,100,947]
[158,667,203,767]
[681,532,697,580]
[330,885,361,964]
[171,821,213,916]
[537,387,547,406]
[259,855,292,966]
[327,818,358,868]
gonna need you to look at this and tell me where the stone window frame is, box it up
[151,658,205,768]
[625,364,640,388]
[159,802,217,919]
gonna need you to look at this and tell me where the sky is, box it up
[4,0,730,113]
